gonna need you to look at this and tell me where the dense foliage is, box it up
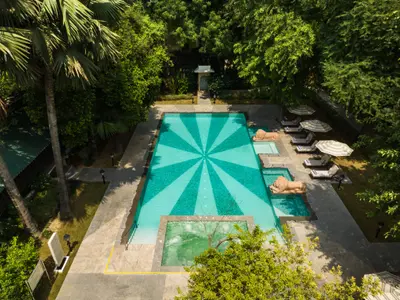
[321,0,400,237]
[0,237,38,300]
[177,226,381,299]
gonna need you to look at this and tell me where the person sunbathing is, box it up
[252,129,279,141]
[269,176,306,194]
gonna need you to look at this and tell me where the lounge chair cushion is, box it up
[311,164,340,178]
[284,126,303,132]
[296,141,318,152]
[281,117,301,126]
[291,133,315,144]
[304,154,331,167]
[328,164,340,176]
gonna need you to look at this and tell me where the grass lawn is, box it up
[34,182,108,300]
[333,154,400,243]
[69,130,132,168]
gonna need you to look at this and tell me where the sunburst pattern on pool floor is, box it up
[130,113,280,244]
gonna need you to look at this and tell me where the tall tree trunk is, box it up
[0,154,40,237]
[44,69,72,220]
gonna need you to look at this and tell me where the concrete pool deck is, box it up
[57,104,400,299]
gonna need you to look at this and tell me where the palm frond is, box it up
[41,0,93,43]
[89,20,119,62]
[86,0,127,25]
[42,27,64,52]
[0,27,31,70]
[0,98,8,121]
[31,26,50,63]
[40,0,60,19]
[53,47,99,83]
[0,0,38,26]
[95,120,127,140]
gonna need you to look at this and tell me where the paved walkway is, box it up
[197,91,212,105]
[57,104,400,300]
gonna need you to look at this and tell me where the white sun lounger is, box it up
[281,117,301,127]
[310,164,340,179]
[284,125,303,133]
[291,132,315,145]
[304,154,331,167]
[296,141,318,153]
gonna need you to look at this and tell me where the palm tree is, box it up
[0,88,40,236]
[0,154,40,237]
[0,0,125,220]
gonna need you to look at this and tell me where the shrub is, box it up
[219,87,270,100]
[164,71,191,95]
[177,75,189,94]
[208,75,224,96]
[158,94,193,100]
[30,173,53,192]
[0,237,38,300]
[0,209,24,244]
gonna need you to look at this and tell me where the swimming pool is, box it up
[129,113,280,244]
[263,168,310,217]
[253,142,279,155]
[162,221,248,266]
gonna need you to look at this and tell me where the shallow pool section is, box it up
[253,142,279,155]
[162,221,247,266]
[263,168,310,217]
[129,113,280,244]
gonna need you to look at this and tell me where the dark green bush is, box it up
[0,237,38,300]
[158,94,193,100]
[220,87,270,100]
[177,75,189,94]
[30,173,53,192]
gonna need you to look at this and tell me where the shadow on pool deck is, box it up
[293,182,400,281]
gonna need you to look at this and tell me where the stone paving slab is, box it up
[58,273,167,300]
[106,244,155,273]
[163,274,189,300]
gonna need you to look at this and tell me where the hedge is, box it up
[158,94,193,100]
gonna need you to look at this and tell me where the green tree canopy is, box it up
[233,7,315,101]
[148,0,197,50]
[0,237,38,300]
[177,226,381,299]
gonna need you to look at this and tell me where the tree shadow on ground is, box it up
[302,182,400,282]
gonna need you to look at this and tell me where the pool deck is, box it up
[58,104,400,299]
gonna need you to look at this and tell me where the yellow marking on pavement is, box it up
[104,271,188,275]
[104,245,188,275]
[104,245,115,273]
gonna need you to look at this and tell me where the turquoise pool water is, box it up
[253,142,279,155]
[263,168,310,217]
[162,221,248,266]
[130,113,280,244]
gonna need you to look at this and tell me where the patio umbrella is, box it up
[316,140,354,157]
[288,105,316,116]
[300,119,332,132]
[365,271,400,300]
